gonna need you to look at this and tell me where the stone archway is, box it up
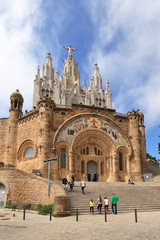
[72,129,116,181]
[0,184,5,207]
[87,160,98,181]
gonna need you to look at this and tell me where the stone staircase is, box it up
[67,181,160,215]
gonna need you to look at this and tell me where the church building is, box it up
[0,46,148,182]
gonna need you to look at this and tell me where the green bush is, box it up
[5,203,17,209]
[37,204,54,215]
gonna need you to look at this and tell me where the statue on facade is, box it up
[63,44,77,57]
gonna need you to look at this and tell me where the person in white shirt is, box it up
[104,197,109,213]
[80,180,86,194]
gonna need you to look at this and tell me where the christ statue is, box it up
[63,45,77,57]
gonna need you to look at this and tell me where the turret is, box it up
[6,90,24,165]
[127,109,143,181]
[37,96,55,177]
[10,89,23,114]
[138,110,148,172]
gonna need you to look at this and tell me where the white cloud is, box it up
[83,0,160,128]
[0,0,46,116]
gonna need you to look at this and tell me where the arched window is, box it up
[101,161,103,174]
[94,147,97,155]
[83,148,85,155]
[86,146,89,155]
[119,153,123,171]
[81,161,84,174]
[24,147,34,158]
[14,100,17,108]
[98,149,100,156]
[61,148,66,169]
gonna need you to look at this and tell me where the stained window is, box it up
[119,153,123,171]
[24,147,34,158]
[61,149,66,169]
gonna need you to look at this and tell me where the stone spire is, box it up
[92,63,102,90]
[61,54,80,93]
[42,53,54,87]
[105,80,112,108]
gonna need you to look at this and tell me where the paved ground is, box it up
[0,208,160,240]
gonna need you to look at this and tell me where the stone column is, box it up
[125,154,133,181]
[37,98,54,178]
[127,110,143,181]
[107,151,120,182]
[68,150,75,178]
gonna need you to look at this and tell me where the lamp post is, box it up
[44,157,57,196]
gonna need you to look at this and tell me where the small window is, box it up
[86,146,89,155]
[81,161,84,174]
[94,147,97,155]
[14,100,17,108]
[101,161,103,174]
[119,153,123,171]
[70,66,72,77]
[83,148,85,155]
[98,149,100,156]
[24,147,34,158]
[61,149,66,169]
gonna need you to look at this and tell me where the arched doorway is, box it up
[0,184,5,207]
[87,160,98,181]
[72,129,115,181]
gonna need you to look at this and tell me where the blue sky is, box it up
[0,0,160,159]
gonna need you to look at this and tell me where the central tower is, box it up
[32,45,112,109]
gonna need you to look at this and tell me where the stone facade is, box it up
[0,52,148,185]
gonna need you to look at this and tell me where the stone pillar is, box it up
[37,97,55,177]
[6,90,23,166]
[107,151,120,182]
[68,150,75,178]
[53,194,70,217]
[125,154,133,181]
[127,110,143,181]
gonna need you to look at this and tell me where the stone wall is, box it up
[0,167,70,216]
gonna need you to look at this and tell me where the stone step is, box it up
[64,180,160,215]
